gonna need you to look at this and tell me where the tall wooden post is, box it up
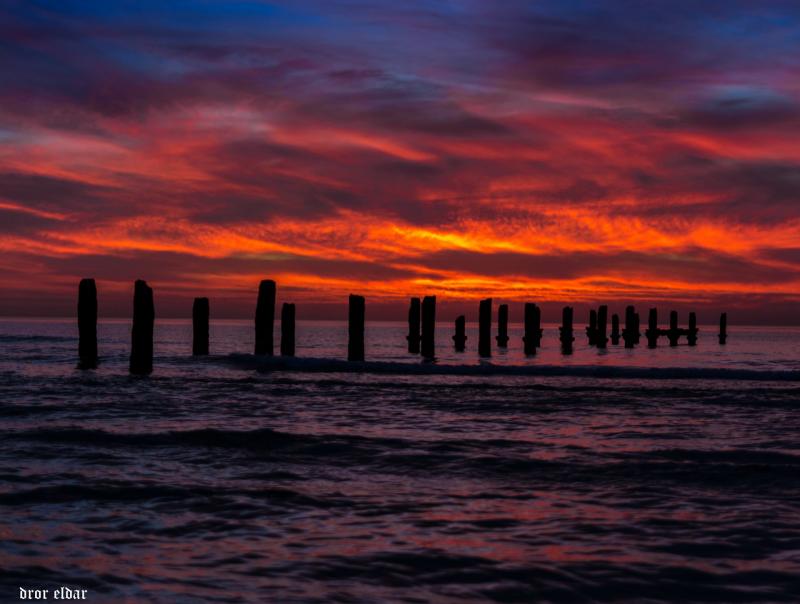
[496,304,509,347]
[281,302,296,356]
[77,278,98,369]
[479,298,492,358]
[348,294,365,362]
[622,305,636,348]
[587,309,597,346]
[611,313,620,345]
[667,310,680,346]
[523,303,542,355]
[596,305,609,349]
[719,313,728,345]
[420,295,436,359]
[646,308,659,348]
[560,306,574,354]
[687,311,698,346]
[254,279,276,355]
[192,297,209,356]
[129,280,154,375]
[453,315,467,352]
[633,312,641,344]
[407,297,420,354]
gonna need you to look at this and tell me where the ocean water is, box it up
[1,319,799,603]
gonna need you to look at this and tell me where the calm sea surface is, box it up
[1,319,799,602]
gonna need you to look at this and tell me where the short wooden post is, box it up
[622,305,636,348]
[687,312,698,346]
[667,310,680,346]
[255,280,276,355]
[611,313,620,345]
[281,302,296,356]
[560,306,574,354]
[496,304,509,347]
[586,309,597,346]
[129,280,154,375]
[646,308,659,348]
[523,303,542,355]
[407,297,420,354]
[633,312,641,344]
[348,294,365,361]
[719,313,728,345]
[453,315,467,352]
[596,305,609,349]
[479,298,492,358]
[77,278,98,369]
[420,295,436,359]
[192,297,209,356]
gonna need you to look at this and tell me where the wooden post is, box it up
[496,304,509,347]
[560,306,574,354]
[586,309,597,346]
[479,298,492,358]
[611,313,620,345]
[420,295,436,359]
[596,305,609,349]
[523,303,542,355]
[77,278,98,369]
[192,297,209,356]
[453,315,467,352]
[667,310,680,346]
[719,313,728,345]
[633,312,641,345]
[407,297,420,354]
[281,302,296,356]
[254,279,276,355]
[646,308,659,348]
[622,305,636,349]
[348,294,365,361]
[129,280,154,375]
[687,311,698,346]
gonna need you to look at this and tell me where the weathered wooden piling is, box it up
[596,305,609,349]
[586,309,598,346]
[633,312,641,345]
[646,308,659,348]
[348,294,365,362]
[687,312,698,346]
[611,313,620,345]
[496,304,509,347]
[192,297,209,356]
[453,315,467,352]
[523,303,542,355]
[281,302,296,356]
[420,296,436,359]
[254,279,276,355]
[77,278,98,369]
[622,305,636,348]
[129,280,154,375]
[667,310,680,346]
[479,298,492,358]
[560,306,574,354]
[406,297,420,354]
[719,312,728,345]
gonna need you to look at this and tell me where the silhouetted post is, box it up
[596,305,609,349]
[77,278,98,369]
[633,312,641,344]
[192,297,209,356]
[129,280,154,375]
[560,306,574,354]
[719,313,728,345]
[479,298,492,358]
[348,294,365,362]
[453,315,467,352]
[687,312,698,346]
[586,309,597,346]
[523,303,542,355]
[622,305,636,349]
[611,313,620,345]
[496,304,509,347]
[646,308,659,348]
[254,280,276,355]
[281,303,296,357]
[420,295,436,359]
[407,297,420,354]
[667,310,680,346]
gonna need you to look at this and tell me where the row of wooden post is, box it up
[76,278,729,373]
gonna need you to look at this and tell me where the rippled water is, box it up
[1,319,799,602]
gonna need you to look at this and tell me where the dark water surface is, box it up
[1,319,799,602]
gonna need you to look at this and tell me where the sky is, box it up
[1,0,799,322]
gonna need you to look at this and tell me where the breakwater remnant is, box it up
[407,297,420,354]
[348,294,365,362]
[129,280,154,375]
[192,297,209,356]
[421,296,436,359]
[479,298,492,358]
[255,279,276,355]
[77,278,98,369]
[523,303,542,355]
[453,315,467,352]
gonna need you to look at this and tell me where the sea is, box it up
[1,319,799,603]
